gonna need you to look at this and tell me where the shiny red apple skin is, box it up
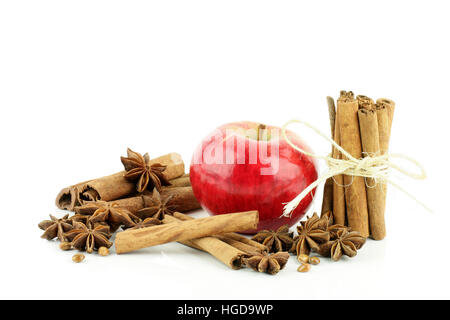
[189,121,318,233]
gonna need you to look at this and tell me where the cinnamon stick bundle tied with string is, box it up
[324,91,395,240]
[283,93,421,241]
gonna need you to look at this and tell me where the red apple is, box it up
[189,121,318,233]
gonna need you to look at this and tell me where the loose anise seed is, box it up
[297,254,309,264]
[59,242,72,251]
[98,246,110,256]
[72,253,85,263]
[297,263,311,273]
[309,256,320,265]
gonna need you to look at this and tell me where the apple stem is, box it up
[257,124,267,141]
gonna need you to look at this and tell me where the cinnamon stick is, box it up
[79,153,185,203]
[168,213,263,255]
[78,171,135,203]
[109,186,200,214]
[337,91,369,237]
[376,98,395,137]
[115,210,259,254]
[152,153,186,181]
[214,235,263,255]
[163,213,265,267]
[358,107,386,240]
[327,96,337,138]
[165,173,191,188]
[321,96,336,214]
[332,105,346,225]
[109,195,148,213]
[163,215,248,269]
[375,102,394,154]
[172,212,268,254]
[55,179,92,211]
[221,232,268,252]
[375,104,391,208]
[372,100,394,239]
[356,95,374,105]
[141,186,200,215]
[55,153,185,210]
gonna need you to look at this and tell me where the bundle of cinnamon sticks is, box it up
[321,91,395,240]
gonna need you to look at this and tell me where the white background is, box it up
[0,0,449,299]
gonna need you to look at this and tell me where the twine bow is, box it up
[281,119,429,217]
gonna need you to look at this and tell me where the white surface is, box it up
[0,0,448,299]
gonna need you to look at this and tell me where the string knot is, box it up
[281,119,429,217]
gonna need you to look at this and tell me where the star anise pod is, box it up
[121,148,171,192]
[320,210,334,226]
[319,211,350,240]
[318,228,366,261]
[328,224,349,240]
[70,214,109,230]
[244,252,290,275]
[251,225,294,253]
[123,217,162,230]
[38,214,73,242]
[135,188,176,220]
[75,201,141,232]
[64,221,112,253]
[69,214,90,225]
[290,213,330,256]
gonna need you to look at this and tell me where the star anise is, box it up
[69,214,110,230]
[38,214,73,242]
[69,214,90,225]
[321,210,334,226]
[135,188,176,220]
[123,217,162,230]
[64,221,112,253]
[121,148,171,192]
[328,224,349,240]
[251,225,294,253]
[75,201,141,232]
[319,211,350,240]
[318,228,366,261]
[290,213,330,256]
[244,252,290,275]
